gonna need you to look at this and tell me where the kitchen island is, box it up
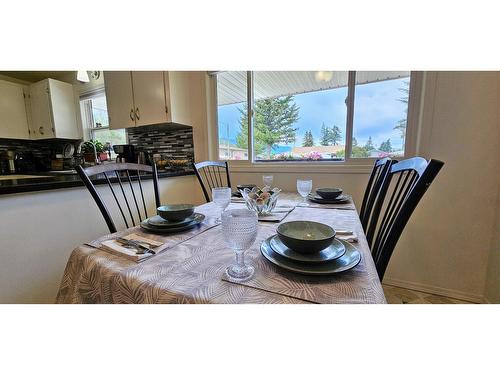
[0,171,205,303]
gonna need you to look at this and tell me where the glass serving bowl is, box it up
[242,186,281,216]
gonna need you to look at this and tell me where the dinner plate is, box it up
[269,235,346,263]
[140,213,205,234]
[307,194,350,204]
[147,213,202,228]
[261,236,361,275]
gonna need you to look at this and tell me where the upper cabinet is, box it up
[0,80,30,139]
[29,79,80,139]
[104,71,191,129]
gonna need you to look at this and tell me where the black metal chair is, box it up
[359,157,396,239]
[76,163,160,233]
[193,161,231,203]
[366,157,444,280]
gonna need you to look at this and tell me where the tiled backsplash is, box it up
[0,138,79,158]
[127,125,194,161]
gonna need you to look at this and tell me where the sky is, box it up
[217,77,410,152]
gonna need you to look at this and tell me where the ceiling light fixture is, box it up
[77,70,90,83]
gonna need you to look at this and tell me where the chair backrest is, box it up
[367,157,444,280]
[359,157,396,235]
[193,160,231,202]
[76,163,160,233]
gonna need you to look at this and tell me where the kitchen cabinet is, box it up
[132,71,167,126]
[0,80,30,139]
[29,79,79,139]
[104,71,193,129]
[103,72,136,129]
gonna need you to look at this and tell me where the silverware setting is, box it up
[115,237,157,255]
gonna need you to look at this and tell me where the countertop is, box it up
[0,169,195,195]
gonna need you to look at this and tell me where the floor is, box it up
[382,284,474,304]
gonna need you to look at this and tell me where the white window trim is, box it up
[211,71,423,174]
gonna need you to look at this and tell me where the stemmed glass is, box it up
[297,179,312,206]
[222,208,258,282]
[212,187,232,224]
[262,175,274,188]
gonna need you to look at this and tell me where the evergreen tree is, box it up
[302,130,314,147]
[394,80,410,149]
[320,123,330,146]
[379,139,393,152]
[237,96,299,158]
[352,137,358,147]
[365,136,375,151]
[329,125,342,145]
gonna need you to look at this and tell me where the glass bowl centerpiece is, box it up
[242,186,281,216]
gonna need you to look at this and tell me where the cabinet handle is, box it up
[129,109,135,121]
[165,105,168,114]
[135,107,140,120]
[39,126,45,135]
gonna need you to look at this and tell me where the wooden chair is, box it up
[193,161,231,202]
[76,163,160,233]
[359,157,396,238]
[366,157,444,280]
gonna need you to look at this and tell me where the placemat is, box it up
[221,207,384,304]
[87,203,222,261]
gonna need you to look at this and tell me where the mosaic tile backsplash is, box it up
[127,125,194,161]
[0,138,78,158]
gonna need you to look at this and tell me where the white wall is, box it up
[0,175,205,303]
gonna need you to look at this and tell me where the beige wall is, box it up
[485,188,500,303]
[0,176,205,303]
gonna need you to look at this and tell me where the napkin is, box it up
[100,233,164,262]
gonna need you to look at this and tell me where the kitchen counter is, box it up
[0,168,195,195]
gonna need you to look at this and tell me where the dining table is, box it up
[56,192,386,304]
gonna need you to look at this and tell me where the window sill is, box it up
[228,161,374,174]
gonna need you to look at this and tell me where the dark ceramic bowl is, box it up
[276,221,336,254]
[237,184,257,192]
[316,188,343,200]
[157,204,195,222]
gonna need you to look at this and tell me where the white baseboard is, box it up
[383,277,485,304]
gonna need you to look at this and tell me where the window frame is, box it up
[212,71,422,172]
[79,89,128,144]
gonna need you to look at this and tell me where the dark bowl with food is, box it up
[157,204,195,222]
[276,221,336,254]
[316,187,343,200]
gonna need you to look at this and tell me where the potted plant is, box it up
[82,140,108,163]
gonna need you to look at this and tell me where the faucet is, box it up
[90,142,99,165]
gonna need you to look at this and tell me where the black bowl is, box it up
[316,188,343,200]
[157,204,195,222]
[277,221,336,254]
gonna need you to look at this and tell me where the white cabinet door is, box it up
[29,80,54,139]
[104,72,136,129]
[0,81,30,139]
[47,79,79,139]
[132,71,168,126]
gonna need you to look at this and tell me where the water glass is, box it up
[262,175,274,188]
[297,179,312,206]
[222,209,258,282]
[212,187,231,224]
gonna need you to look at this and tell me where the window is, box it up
[351,71,411,158]
[215,71,414,163]
[80,92,126,158]
[216,71,248,160]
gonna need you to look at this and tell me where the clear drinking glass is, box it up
[212,187,232,224]
[297,179,313,206]
[222,208,258,282]
[262,175,274,188]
